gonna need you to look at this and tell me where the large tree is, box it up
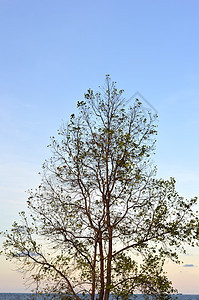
[2,76,199,300]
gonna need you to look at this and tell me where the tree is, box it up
[2,76,199,300]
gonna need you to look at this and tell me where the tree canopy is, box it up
[2,76,199,300]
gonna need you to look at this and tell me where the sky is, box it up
[0,0,199,294]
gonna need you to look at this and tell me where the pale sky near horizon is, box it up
[0,0,199,294]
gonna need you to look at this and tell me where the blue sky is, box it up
[0,0,199,293]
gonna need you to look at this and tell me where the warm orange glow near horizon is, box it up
[0,253,199,294]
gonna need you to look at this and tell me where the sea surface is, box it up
[0,293,199,300]
[0,295,199,300]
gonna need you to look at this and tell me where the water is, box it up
[0,295,199,300]
[0,295,32,300]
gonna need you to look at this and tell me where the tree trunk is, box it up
[104,211,112,300]
[98,231,104,300]
[91,236,98,300]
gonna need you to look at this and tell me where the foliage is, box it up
[2,76,199,300]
